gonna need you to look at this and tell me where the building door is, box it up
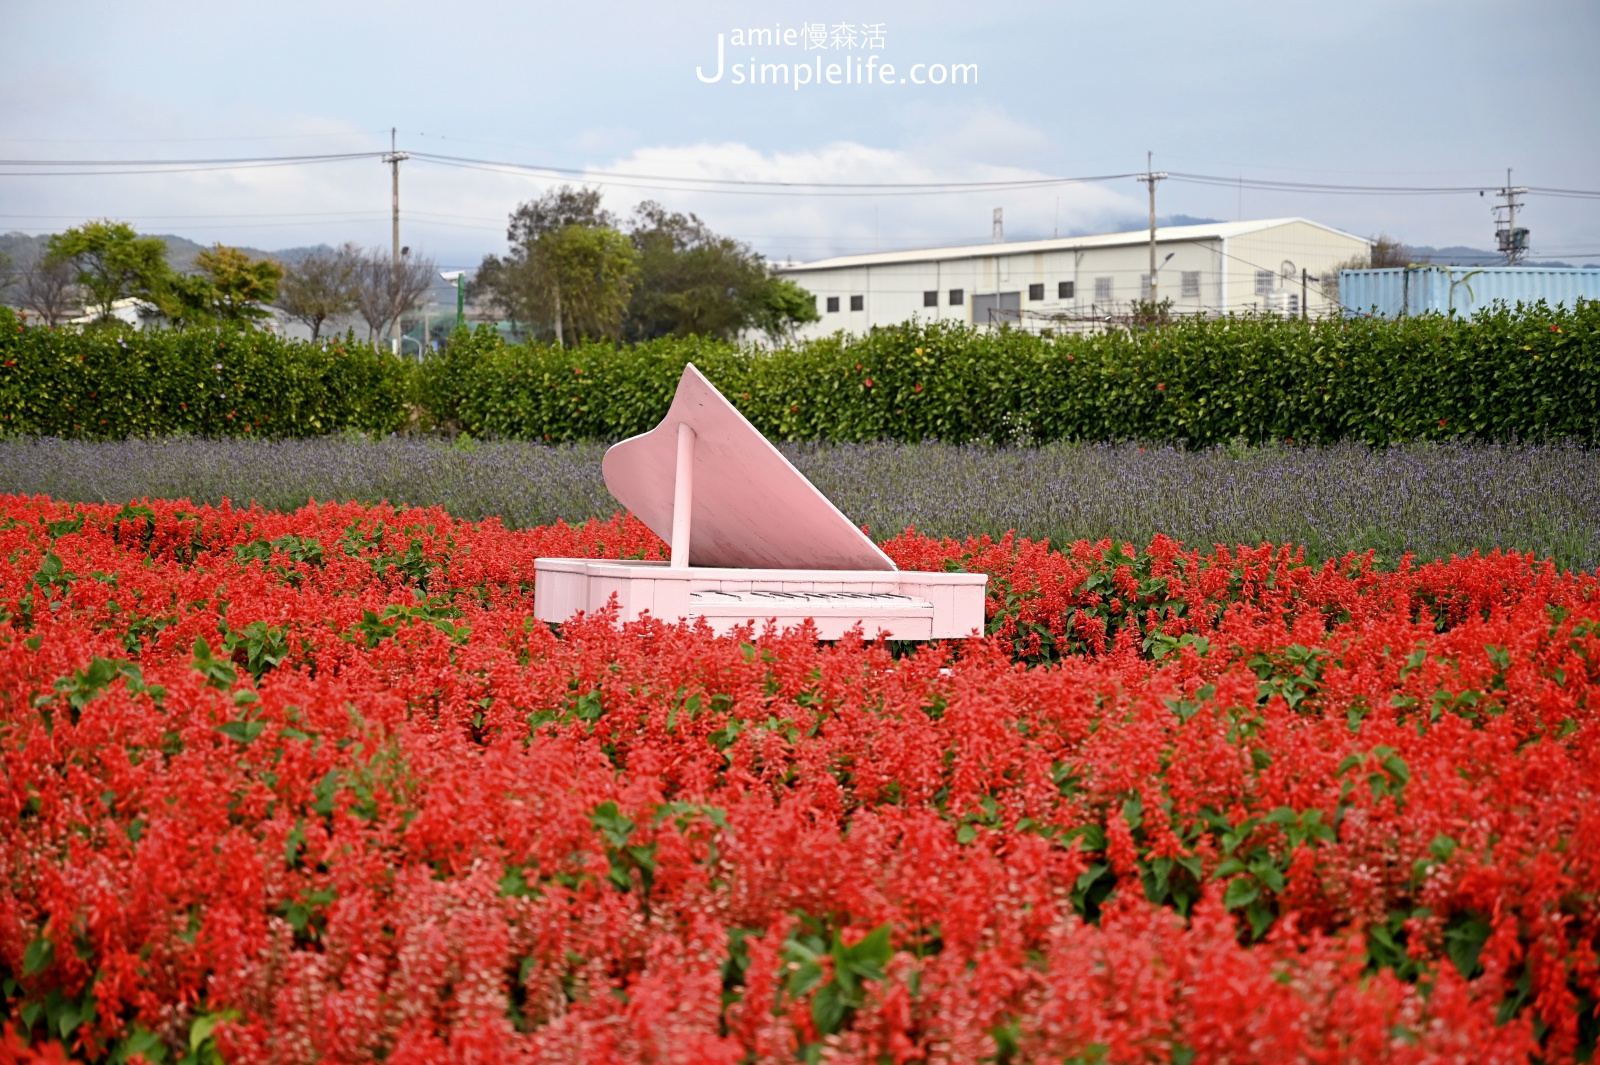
[972,291,1021,326]
[997,291,1021,323]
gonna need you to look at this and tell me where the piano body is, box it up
[533,364,987,640]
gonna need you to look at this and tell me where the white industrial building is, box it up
[776,218,1371,338]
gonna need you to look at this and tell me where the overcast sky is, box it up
[4,0,1597,269]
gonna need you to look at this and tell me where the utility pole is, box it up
[1136,152,1168,302]
[1492,167,1529,266]
[382,127,411,353]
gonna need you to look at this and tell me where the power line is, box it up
[0,152,384,167]
[0,147,1137,194]
[0,210,388,220]
[2,147,1596,202]
[1526,187,1600,200]
[409,150,1136,192]
[0,158,383,178]
[0,132,390,144]
[411,154,1143,198]
[1168,172,1492,196]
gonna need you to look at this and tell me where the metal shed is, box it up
[1340,266,1600,318]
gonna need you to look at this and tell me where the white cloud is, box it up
[573,138,1143,262]
[0,133,1148,268]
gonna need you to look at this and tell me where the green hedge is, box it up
[3,300,1596,444]
[422,300,1599,446]
[0,310,410,438]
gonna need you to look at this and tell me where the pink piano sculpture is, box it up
[533,364,987,640]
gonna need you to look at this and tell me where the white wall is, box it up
[779,222,1371,338]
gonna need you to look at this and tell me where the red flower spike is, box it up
[0,493,1587,1061]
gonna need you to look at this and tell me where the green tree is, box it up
[477,186,638,343]
[149,272,221,329]
[46,220,173,321]
[623,202,813,342]
[539,224,640,342]
[747,276,821,342]
[196,244,284,322]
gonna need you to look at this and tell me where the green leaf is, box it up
[1067,823,1107,851]
[23,935,55,976]
[811,982,848,1035]
[188,1010,239,1056]
[1223,877,1261,910]
[572,689,604,722]
[217,715,267,745]
[111,1026,169,1064]
[844,922,893,975]
[1213,857,1247,878]
[1245,899,1275,939]
[1444,916,1492,978]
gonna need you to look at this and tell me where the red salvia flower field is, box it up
[1,494,1597,1063]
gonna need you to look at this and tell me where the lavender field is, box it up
[2,436,1595,570]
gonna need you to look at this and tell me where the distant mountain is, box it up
[0,231,337,305]
[1094,214,1226,236]
[143,234,275,275]
[264,244,336,267]
[1,230,325,271]
[1403,243,1596,269]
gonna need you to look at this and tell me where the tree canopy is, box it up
[477,186,818,344]
[46,221,171,321]
[197,245,283,321]
[42,223,286,328]
[477,187,640,343]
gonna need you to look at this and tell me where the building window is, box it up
[850,295,864,311]
[1058,280,1074,299]
[826,296,840,313]
[1181,271,1201,298]
[1028,283,1044,301]
[949,288,964,305]
[1255,270,1275,296]
[1094,277,1113,303]
[923,290,938,308]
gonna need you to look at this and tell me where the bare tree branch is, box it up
[19,251,81,326]
[352,247,437,349]
[276,243,359,342]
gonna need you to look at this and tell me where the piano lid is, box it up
[602,363,896,571]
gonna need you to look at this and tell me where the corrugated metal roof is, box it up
[778,218,1371,273]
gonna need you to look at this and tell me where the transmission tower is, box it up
[1492,167,1529,266]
